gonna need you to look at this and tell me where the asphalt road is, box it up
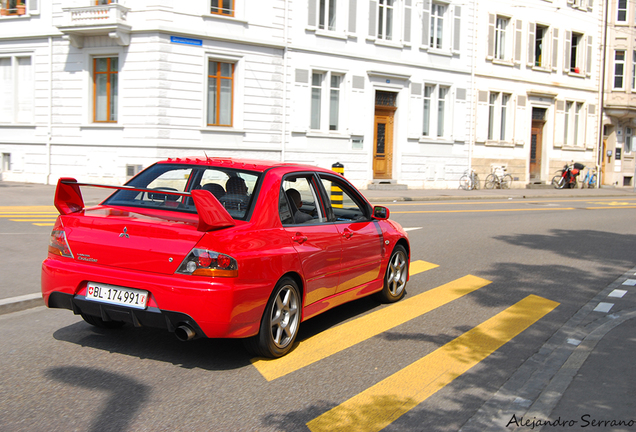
[1,194,635,431]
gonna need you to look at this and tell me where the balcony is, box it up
[57,3,131,48]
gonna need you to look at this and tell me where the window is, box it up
[617,0,627,22]
[211,0,234,17]
[2,153,10,172]
[633,51,636,90]
[487,92,511,141]
[534,25,548,67]
[570,32,583,73]
[280,175,324,225]
[422,83,449,138]
[2,0,25,15]
[430,3,446,49]
[494,16,510,61]
[319,175,369,222]
[207,60,234,127]
[310,71,343,131]
[563,101,584,146]
[93,57,118,123]
[95,0,116,4]
[319,0,337,31]
[0,55,33,124]
[377,0,394,41]
[614,50,625,89]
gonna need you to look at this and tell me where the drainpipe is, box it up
[596,0,609,188]
[468,0,478,173]
[46,35,53,185]
[281,0,289,162]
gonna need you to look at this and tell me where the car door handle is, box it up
[342,228,353,239]
[292,233,308,244]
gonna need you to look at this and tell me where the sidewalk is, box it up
[2,180,636,430]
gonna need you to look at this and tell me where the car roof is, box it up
[159,157,329,173]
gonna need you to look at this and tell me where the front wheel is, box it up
[501,174,513,189]
[375,245,408,303]
[459,175,470,190]
[244,277,301,358]
[484,174,496,189]
[552,174,566,189]
[589,174,597,187]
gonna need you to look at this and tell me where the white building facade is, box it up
[0,0,605,188]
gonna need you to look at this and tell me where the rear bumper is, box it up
[42,257,271,338]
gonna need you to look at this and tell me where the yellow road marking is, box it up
[393,208,575,214]
[33,223,55,227]
[252,275,491,381]
[585,206,636,210]
[306,295,559,432]
[10,219,58,222]
[0,206,57,212]
[386,198,636,206]
[409,260,438,275]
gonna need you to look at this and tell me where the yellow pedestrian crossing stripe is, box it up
[0,206,58,226]
[306,295,559,432]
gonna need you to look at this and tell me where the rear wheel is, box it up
[376,245,408,303]
[81,313,125,329]
[459,175,470,190]
[552,174,566,189]
[244,277,301,358]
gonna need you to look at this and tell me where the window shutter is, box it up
[453,88,467,141]
[554,100,565,147]
[292,70,310,132]
[453,6,461,53]
[349,0,357,33]
[514,95,527,145]
[487,14,495,59]
[514,19,523,64]
[28,0,39,14]
[404,0,412,43]
[563,30,572,73]
[0,59,13,121]
[475,90,489,143]
[421,0,431,48]
[16,57,33,124]
[552,28,559,71]
[587,0,593,11]
[527,23,536,67]
[368,0,378,38]
[586,104,596,149]
[586,35,593,77]
[308,0,317,27]
[408,83,423,139]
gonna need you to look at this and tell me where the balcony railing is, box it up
[57,3,131,48]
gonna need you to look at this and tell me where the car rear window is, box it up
[103,163,261,220]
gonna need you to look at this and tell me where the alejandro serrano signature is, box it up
[507,414,636,429]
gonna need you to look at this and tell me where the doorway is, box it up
[530,108,546,182]
[373,91,397,179]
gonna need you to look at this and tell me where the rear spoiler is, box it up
[54,177,236,232]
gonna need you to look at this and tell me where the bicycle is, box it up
[484,166,513,189]
[459,169,480,190]
[580,167,597,188]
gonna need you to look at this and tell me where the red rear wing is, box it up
[54,178,236,232]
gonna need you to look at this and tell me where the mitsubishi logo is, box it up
[119,227,130,238]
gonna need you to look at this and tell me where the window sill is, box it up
[307,28,349,40]
[0,123,36,128]
[201,127,246,134]
[531,65,552,73]
[306,130,351,139]
[567,71,585,78]
[491,58,515,67]
[369,38,404,49]
[419,137,454,144]
[202,13,247,24]
[561,145,586,151]
[424,47,453,57]
[80,124,124,130]
[485,140,515,147]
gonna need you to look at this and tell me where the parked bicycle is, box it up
[484,166,513,189]
[459,169,480,190]
[580,167,597,188]
[552,162,584,189]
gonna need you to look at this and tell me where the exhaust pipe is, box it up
[175,324,196,341]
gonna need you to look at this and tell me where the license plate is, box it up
[85,282,149,310]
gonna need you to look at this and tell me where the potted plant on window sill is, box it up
[16,1,25,15]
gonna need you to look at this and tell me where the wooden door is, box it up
[530,120,544,181]
[373,108,395,179]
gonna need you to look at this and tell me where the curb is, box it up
[0,293,44,315]
[459,266,636,432]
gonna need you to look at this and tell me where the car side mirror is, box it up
[372,206,390,220]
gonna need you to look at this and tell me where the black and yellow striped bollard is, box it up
[331,162,344,208]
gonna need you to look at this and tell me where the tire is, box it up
[472,174,481,190]
[552,175,566,189]
[81,313,125,329]
[501,174,513,189]
[244,277,301,358]
[459,175,470,190]
[375,245,408,304]
[590,174,597,187]
[484,174,496,189]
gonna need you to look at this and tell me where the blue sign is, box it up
[170,36,203,46]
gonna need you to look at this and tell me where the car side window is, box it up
[319,175,369,222]
[280,176,325,225]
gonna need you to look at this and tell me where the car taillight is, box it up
[48,220,74,258]
[176,248,238,277]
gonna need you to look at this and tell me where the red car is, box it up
[42,157,410,358]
